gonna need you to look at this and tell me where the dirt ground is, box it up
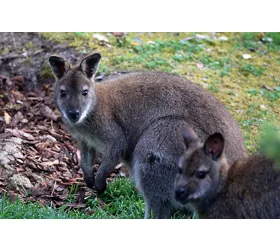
[0,32,123,209]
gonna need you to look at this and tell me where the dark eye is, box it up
[196,171,207,179]
[60,90,66,97]
[178,168,183,174]
[82,90,88,96]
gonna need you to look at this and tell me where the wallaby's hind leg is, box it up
[132,155,178,219]
[144,203,151,219]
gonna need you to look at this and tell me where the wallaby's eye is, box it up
[60,90,66,97]
[82,90,88,96]
[196,171,207,179]
[178,168,183,174]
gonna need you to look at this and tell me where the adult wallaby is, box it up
[49,52,247,218]
[174,127,280,219]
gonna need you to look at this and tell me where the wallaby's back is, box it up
[208,155,280,219]
[97,72,247,165]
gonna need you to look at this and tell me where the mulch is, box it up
[0,74,123,211]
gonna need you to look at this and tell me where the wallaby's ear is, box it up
[182,126,199,149]
[49,56,71,79]
[203,133,224,161]
[80,53,101,80]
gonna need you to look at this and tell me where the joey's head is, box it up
[174,127,227,207]
[49,53,101,125]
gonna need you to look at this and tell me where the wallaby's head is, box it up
[49,53,101,125]
[174,127,228,206]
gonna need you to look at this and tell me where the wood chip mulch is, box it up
[0,75,124,211]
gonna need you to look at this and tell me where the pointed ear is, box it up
[182,126,199,149]
[49,56,71,79]
[203,133,224,161]
[80,53,101,80]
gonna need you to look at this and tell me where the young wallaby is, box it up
[174,127,280,219]
[49,52,247,218]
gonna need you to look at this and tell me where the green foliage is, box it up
[0,197,87,219]
[112,39,204,71]
[241,32,260,51]
[0,178,144,219]
[260,87,280,102]
[259,123,280,167]
[241,63,264,76]
[267,32,280,45]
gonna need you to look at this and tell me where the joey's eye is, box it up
[82,90,88,96]
[196,171,207,179]
[178,168,183,174]
[60,90,66,97]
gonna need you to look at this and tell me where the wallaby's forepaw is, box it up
[84,176,95,189]
[95,180,107,194]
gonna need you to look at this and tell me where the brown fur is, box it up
[49,53,247,218]
[174,128,280,219]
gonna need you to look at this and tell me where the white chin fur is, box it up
[76,103,92,124]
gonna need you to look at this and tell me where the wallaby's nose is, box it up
[175,187,186,201]
[68,109,80,123]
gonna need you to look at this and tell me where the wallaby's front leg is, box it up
[95,153,121,193]
[80,142,96,189]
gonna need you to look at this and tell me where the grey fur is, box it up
[49,53,247,218]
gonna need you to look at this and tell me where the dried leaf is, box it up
[196,63,205,69]
[263,85,273,91]
[10,111,24,127]
[242,54,252,59]
[4,112,11,124]
[40,105,59,121]
[93,34,109,43]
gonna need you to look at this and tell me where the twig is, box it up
[11,32,18,50]
[51,180,57,196]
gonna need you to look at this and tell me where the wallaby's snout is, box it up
[68,109,80,123]
[174,185,189,203]
[174,173,196,204]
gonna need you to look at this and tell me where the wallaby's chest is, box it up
[70,126,106,151]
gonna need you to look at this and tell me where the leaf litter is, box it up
[0,74,127,213]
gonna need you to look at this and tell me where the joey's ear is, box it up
[49,56,71,79]
[182,126,199,149]
[80,53,101,80]
[203,133,224,161]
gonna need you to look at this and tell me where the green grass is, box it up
[4,32,280,218]
[0,178,144,219]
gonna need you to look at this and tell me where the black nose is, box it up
[68,109,80,123]
[175,187,186,200]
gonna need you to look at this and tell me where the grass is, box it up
[2,32,280,218]
[0,178,144,219]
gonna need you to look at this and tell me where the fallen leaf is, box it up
[93,34,109,43]
[112,32,125,38]
[10,111,24,127]
[4,112,11,124]
[40,159,60,166]
[196,63,205,69]
[5,128,35,140]
[216,36,228,41]
[263,85,273,91]
[40,105,59,121]
[242,54,252,59]
[195,34,210,40]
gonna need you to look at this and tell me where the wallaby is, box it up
[49,52,247,218]
[174,127,280,219]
